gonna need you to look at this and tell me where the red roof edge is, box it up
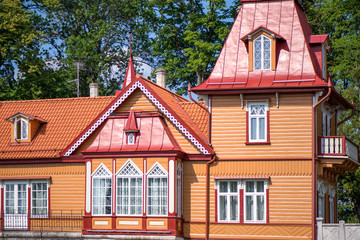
[124,108,139,132]
[309,34,329,44]
[241,25,285,42]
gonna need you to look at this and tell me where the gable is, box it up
[63,79,212,157]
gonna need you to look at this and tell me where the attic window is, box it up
[242,26,284,72]
[128,133,135,145]
[15,118,28,140]
[254,35,271,70]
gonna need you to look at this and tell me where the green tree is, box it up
[35,0,152,96]
[148,0,238,95]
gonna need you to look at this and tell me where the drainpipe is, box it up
[337,102,355,127]
[188,83,212,144]
[312,84,332,240]
[205,155,216,240]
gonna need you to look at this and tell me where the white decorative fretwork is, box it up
[147,163,167,176]
[63,80,210,157]
[92,163,112,177]
[117,160,142,176]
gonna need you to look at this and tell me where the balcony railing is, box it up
[318,136,359,162]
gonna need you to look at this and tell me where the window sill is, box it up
[245,141,271,145]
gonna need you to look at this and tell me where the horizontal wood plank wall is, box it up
[92,158,113,173]
[114,89,158,112]
[269,176,312,224]
[0,163,85,213]
[183,161,312,239]
[211,93,313,159]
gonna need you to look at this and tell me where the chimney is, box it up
[90,82,99,97]
[155,68,167,88]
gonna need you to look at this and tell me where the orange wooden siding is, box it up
[211,93,313,159]
[0,163,85,213]
[114,89,158,113]
[92,158,113,173]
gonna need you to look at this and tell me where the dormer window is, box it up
[241,26,284,72]
[15,118,28,140]
[6,112,47,143]
[127,133,135,145]
[254,35,271,70]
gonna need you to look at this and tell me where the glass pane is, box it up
[21,120,28,139]
[229,182,237,193]
[246,196,253,221]
[256,181,265,192]
[230,196,238,221]
[257,195,265,221]
[219,196,227,221]
[219,182,228,193]
[259,118,265,140]
[251,118,257,140]
[246,181,254,192]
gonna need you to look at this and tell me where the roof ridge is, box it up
[1,96,115,104]
[138,75,189,102]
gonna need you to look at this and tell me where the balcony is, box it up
[318,136,359,163]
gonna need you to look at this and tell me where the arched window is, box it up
[254,35,271,70]
[116,160,142,215]
[147,163,168,216]
[15,118,28,140]
[92,164,112,215]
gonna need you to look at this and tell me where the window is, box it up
[116,160,142,215]
[217,180,239,222]
[177,163,182,217]
[147,163,168,216]
[92,164,112,215]
[254,35,271,70]
[248,102,268,143]
[15,118,28,140]
[31,182,48,217]
[127,133,135,145]
[244,180,266,223]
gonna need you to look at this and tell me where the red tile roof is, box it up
[0,96,115,160]
[192,0,328,93]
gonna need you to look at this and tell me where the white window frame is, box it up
[147,162,168,217]
[176,163,182,218]
[30,180,48,218]
[244,180,267,223]
[247,102,268,143]
[92,163,112,216]
[14,118,28,140]
[253,35,271,70]
[116,160,143,216]
[217,180,240,223]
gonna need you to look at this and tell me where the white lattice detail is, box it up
[148,163,167,176]
[117,160,142,176]
[92,163,112,177]
[63,80,210,157]
[63,82,140,156]
[137,82,210,155]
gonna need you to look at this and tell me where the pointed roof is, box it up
[192,0,328,93]
[123,108,139,132]
[122,33,136,89]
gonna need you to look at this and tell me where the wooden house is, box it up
[0,0,358,239]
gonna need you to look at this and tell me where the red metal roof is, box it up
[192,0,328,93]
[82,113,180,153]
[309,34,329,44]
[122,57,136,90]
